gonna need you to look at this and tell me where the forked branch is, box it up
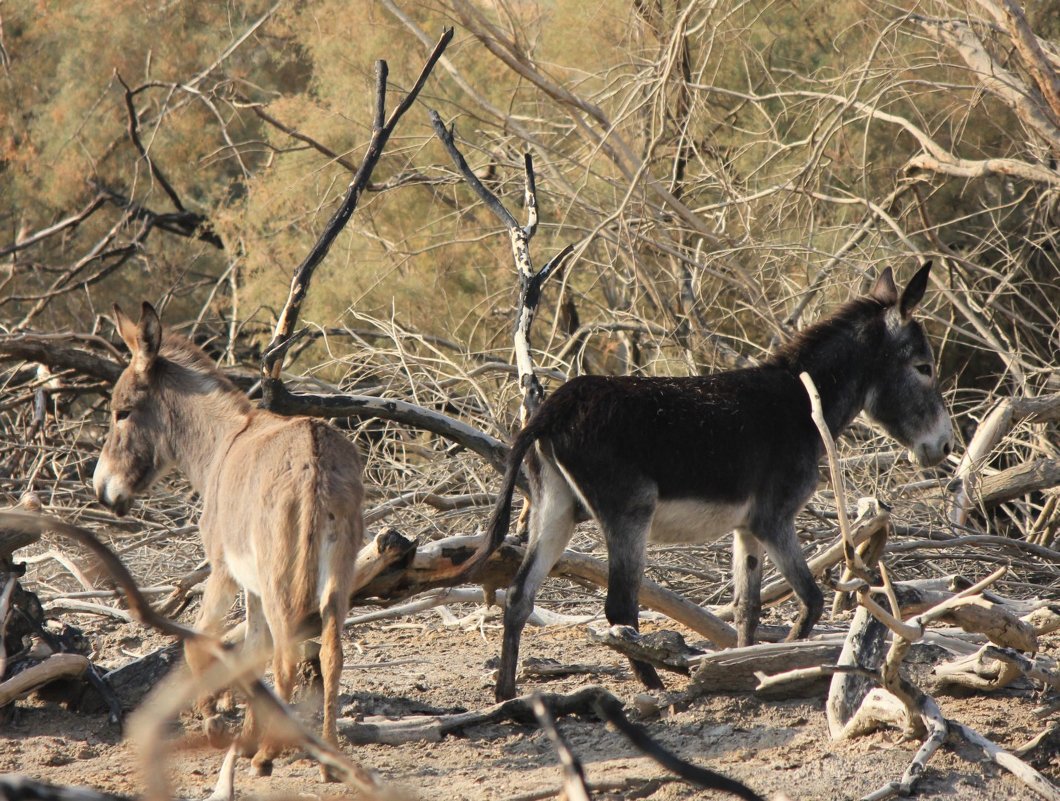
[430,111,572,421]
[262,27,453,388]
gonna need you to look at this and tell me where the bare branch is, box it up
[262,28,453,385]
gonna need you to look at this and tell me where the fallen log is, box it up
[951,392,1060,526]
[692,640,846,695]
[355,534,738,647]
[338,685,611,745]
[980,458,1060,507]
[78,642,183,714]
[0,652,90,707]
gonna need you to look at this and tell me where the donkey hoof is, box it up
[250,757,273,777]
[320,764,341,783]
[203,715,226,748]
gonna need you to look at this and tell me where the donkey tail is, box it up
[449,424,538,581]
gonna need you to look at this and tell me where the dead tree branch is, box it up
[261,28,453,388]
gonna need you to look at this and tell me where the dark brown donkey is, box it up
[93,303,363,794]
[482,264,954,700]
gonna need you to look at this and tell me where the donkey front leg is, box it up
[732,528,763,648]
[762,522,823,641]
[186,567,239,746]
[496,459,576,702]
[236,593,272,763]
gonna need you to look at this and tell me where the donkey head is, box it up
[93,302,173,516]
[863,263,954,467]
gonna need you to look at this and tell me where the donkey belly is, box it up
[223,542,263,597]
[648,498,750,545]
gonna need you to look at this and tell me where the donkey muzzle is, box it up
[913,432,953,467]
[93,460,134,517]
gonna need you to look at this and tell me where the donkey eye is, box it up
[114,409,132,422]
[915,364,933,377]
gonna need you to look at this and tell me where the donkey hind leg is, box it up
[732,528,764,648]
[248,640,299,777]
[601,490,663,690]
[762,523,823,641]
[186,566,239,746]
[317,583,353,781]
[496,458,576,702]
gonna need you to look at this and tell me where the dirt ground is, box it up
[3,598,1057,801]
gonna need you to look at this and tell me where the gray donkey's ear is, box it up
[869,267,898,306]
[899,261,932,319]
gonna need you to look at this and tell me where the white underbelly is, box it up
[648,498,751,545]
[224,545,262,597]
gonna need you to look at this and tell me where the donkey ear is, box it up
[899,261,932,319]
[869,267,898,306]
[134,302,162,373]
[112,304,139,356]
[114,301,161,373]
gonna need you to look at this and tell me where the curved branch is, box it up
[263,379,512,477]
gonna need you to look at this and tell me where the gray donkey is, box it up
[479,264,953,700]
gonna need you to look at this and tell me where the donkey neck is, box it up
[157,361,252,496]
[772,307,885,438]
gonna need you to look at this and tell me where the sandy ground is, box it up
[3,601,1057,801]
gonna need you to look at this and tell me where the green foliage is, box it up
[2,0,1057,394]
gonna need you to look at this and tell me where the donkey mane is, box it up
[156,332,247,402]
[765,296,885,371]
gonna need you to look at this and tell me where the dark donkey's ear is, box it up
[899,260,932,319]
[869,267,899,306]
[113,301,162,374]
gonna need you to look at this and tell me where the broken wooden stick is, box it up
[950,720,1060,801]
[261,28,454,388]
[800,371,866,578]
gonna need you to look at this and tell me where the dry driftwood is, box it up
[951,392,1060,526]
[586,624,704,674]
[950,720,1060,801]
[0,652,90,706]
[826,604,889,738]
[693,639,846,695]
[354,533,738,646]
[933,645,1059,694]
[1024,605,1060,636]
[827,517,891,738]
[339,685,611,745]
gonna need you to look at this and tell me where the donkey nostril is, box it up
[942,441,952,456]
